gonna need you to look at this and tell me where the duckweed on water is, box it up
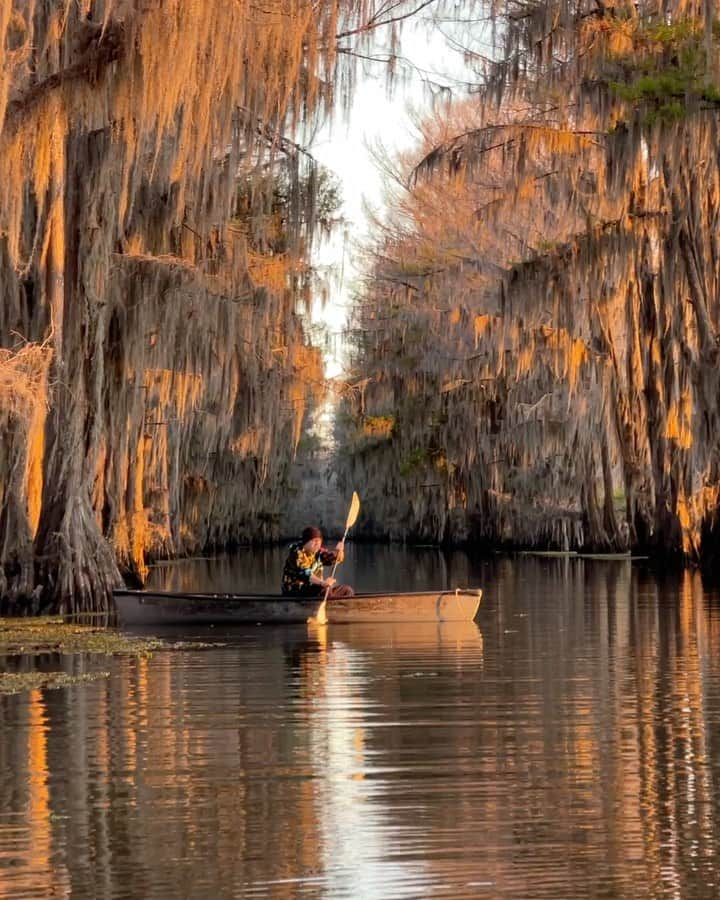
[0,618,222,694]
[0,617,166,657]
[0,670,111,695]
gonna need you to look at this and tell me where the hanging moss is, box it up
[362,415,396,437]
[337,3,720,562]
[0,0,443,612]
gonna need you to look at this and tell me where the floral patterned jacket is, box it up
[281,542,339,595]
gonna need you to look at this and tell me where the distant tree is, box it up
[340,0,720,560]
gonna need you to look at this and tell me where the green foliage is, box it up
[644,20,698,45]
[644,100,686,126]
[703,82,720,103]
[233,162,343,253]
[399,447,429,476]
[311,168,344,235]
[296,432,323,453]
[612,488,626,512]
[0,618,165,657]
[394,259,439,277]
[609,20,720,124]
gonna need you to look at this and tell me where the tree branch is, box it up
[4,22,124,132]
[335,0,440,40]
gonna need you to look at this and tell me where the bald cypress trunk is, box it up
[0,0,424,611]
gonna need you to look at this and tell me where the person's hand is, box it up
[324,577,337,587]
[335,540,345,561]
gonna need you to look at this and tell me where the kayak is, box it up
[112,588,482,626]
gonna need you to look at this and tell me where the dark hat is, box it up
[301,525,323,544]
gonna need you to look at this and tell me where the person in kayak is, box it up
[281,526,354,597]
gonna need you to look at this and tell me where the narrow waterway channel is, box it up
[2,549,720,898]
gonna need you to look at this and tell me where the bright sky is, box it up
[309,21,482,378]
[310,76,410,378]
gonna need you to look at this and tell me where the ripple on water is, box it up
[3,556,720,898]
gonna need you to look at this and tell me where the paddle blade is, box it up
[346,491,360,530]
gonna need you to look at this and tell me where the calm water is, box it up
[3,547,720,898]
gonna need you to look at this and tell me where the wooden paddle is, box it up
[315,491,360,625]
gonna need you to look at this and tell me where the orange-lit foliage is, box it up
[0,0,425,610]
[339,1,720,560]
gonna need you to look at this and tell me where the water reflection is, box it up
[2,554,720,897]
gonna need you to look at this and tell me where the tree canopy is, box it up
[339,1,720,562]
